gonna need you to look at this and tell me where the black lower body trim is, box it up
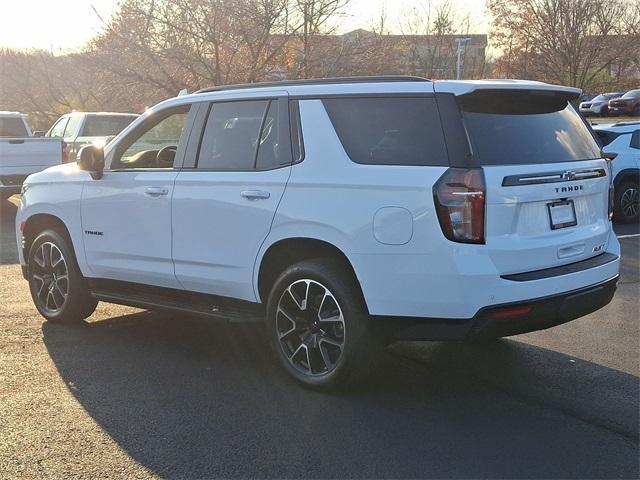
[501,253,618,282]
[373,276,619,341]
[88,278,265,322]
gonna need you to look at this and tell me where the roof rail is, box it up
[196,76,431,94]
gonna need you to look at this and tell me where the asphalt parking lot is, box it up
[0,196,638,479]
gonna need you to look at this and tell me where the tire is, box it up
[614,180,639,224]
[267,258,375,390]
[633,105,640,117]
[27,229,98,323]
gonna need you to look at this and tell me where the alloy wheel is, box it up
[620,186,639,220]
[31,242,69,314]
[276,279,346,376]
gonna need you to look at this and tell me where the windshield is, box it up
[459,91,601,165]
[83,115,137,137]
[592,94,617,102]
[621,90,640,99]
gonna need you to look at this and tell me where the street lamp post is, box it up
[455,37,472,80]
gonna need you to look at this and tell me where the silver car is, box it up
[580,92,623,117]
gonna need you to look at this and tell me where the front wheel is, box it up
[267,259,374,390]
[28,229,98,323]
[614,180,639,224]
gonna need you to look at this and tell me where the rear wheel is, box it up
[634,105,640,117]
[614,180,639,223]
[28,229,97,323]
[267,259,374,390]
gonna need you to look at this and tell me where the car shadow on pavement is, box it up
[42,311,639,479]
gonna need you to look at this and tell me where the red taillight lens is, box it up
[433,168,486,244]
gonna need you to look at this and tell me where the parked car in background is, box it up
[16,77,620,389]
[579,92,623,117]
[43,112,138,162]
[593,121,640,223]
[608,89,640,117]
[0,112,64,201]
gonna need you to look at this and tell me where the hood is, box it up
[24,161,89,185]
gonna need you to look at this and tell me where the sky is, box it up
[0,0,488,53]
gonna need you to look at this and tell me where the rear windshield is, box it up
[595,130,619,147]
[459,91,602,165]
[0,117,29,137]
[322,97,448,166]
[83,115,137,137]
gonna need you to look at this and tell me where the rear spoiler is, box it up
[434,80,581,99]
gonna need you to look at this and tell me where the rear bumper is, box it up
[376,275,618,341]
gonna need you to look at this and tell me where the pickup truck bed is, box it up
[0,137,64,199]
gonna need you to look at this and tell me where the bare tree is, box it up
[489,0,640,90]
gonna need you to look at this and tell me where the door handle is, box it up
[145,186,169,197]
[241,190,270,200]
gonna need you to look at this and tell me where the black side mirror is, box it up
[603,151,618,161]
[77,145,105,180]
[33,131,45,137]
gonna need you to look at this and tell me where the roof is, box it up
[63,111,139,117]
[197,76,431,93]
[592,121,640,133]
[148,78,585,114]
[0,111,25,117]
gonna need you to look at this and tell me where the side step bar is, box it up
[88,279,265,323]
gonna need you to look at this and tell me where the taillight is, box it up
[605,157,614,221]
[608,182,614,221]
[433,168,486,244]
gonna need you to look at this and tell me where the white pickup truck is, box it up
[42,112,138,163]
[0,112,64,201]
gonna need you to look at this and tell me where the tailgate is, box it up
[484,159,610,275]
[0,137,63,169]
[457,88,613,275]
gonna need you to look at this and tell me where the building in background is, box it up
[272,30,488,80]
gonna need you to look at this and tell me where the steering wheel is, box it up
[156,145,177,167]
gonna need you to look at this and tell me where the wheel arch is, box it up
[256,237,364,306]
[22,213,74,263]
[614,168,640,189]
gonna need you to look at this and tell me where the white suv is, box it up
[16,77,620,389]
[592,121,640,223]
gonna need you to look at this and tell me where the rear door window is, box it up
[0,117,29,137]
[63,115,82,139]
[631,130,640,150]
[459,91,602,165]
[197,99,291,171]
[322,97,448,166]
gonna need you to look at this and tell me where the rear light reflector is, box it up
[490,306,532,319]
[433,168,486,244]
